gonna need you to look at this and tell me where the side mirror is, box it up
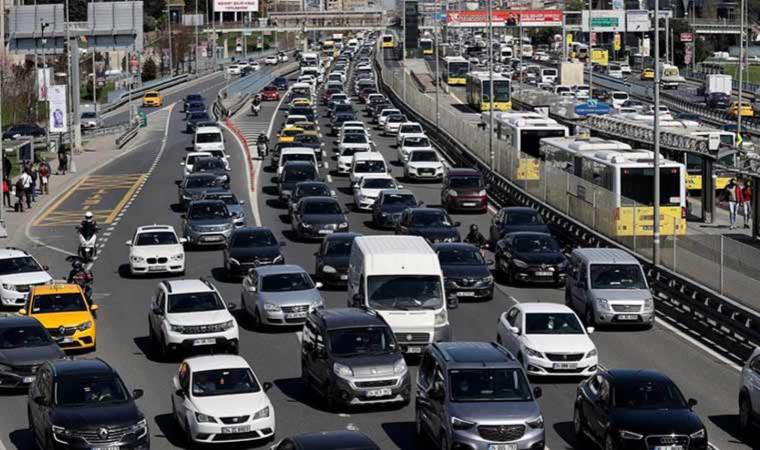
[508,326,520,335]
[152,306,162,315]
[263,382,273,392]
[533,386,543,399]
[446,293,459,310]
[90,304,99,312]
[42,265,49,271]
[175,389,185,398]
[132,389,144,399]
[315,282,324,289]
[586,327,595,334]
[125,240,133,246]
[180,161,185,166]
[687,398,698,408]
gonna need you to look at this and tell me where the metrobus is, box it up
[682,130,737,191]
[440,56,470,85]
[465,71,512,112]
[571,43,589,60]
[321,40,336,57]
[420,38,433,55]
[541,136,687,237]
[381,34,396,48]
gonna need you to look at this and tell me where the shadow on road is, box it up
[709,414,757,449]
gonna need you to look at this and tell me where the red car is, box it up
[441,168,488,213]
[260,86,280,101]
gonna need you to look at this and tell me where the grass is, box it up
[723,64,760,85]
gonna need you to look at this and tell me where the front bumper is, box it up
[407,168,444,180]
[0,366,39,388]
[260,304,313,326]
[50,430,150,449]
[447,196,488,212]
[190,415,275,444]
[164,328,239,350]
[227,257,283,276]
[332,372,411,406]
[510,266,566,285]
[317,266,349,285]
[47,327,96,351]
[524,354,598,377]
[297,223,348,239]
[130,258,185,275]
[1,287,30,307]
[446,280,494,300]
[451,425,545,450]
[608,434,707,450]
[593,306,655,326]
[185,228,233,246]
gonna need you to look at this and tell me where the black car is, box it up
[278,161,320,203]
[3,123,46,140]
[0,315,64,389]
[314,233,360,285]
[191,157,230,185]
[289,181,334,214]
[291,197,349,240]
[371,189,419,228]
[224,227,285,276]
[574,369,707,450]
[272,77,289,90]
[706,92,731,109]
[28,358,148,450]
[395,208,461,243]
[274,430,380,450]
[288,106,317,122]
[292,133,324,160]
[182,94,203,111]
[330,112,356,135]
[176,173,221,208]
[184,101,206,117]
[329,103,354,118]
[186,111,212,133]
[494,231,566,286]
[433,243,494,300]
[489,207,550,244]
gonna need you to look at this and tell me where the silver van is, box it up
[565,248,654,328]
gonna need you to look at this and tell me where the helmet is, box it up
[72,260,83,270]
[84,212,93,221]
[470,224,479,233]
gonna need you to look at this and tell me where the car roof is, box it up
[300,196,338,204]
[605,368,672,384]
[432,242,479,252]
[0,247,31,259]
[447,168,481,177]
[290,431,378,449]
[255,264,308,276]
[49,358,114,377]
[163,279,216,294]
[281,148,316,155]
[0,313,44,328]
[312,308,388,330]
[185,354,250,371]
[571,248,638,265]
[501,206,539,214]
[516,303,575,314]
[434,342,517,367]
[136,225,175,233]
[196,126,221,133]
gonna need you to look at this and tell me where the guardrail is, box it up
[115,122,139,149]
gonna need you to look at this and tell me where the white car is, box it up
[264,55,279,65]
[226,65,241,75]
[349,152,388,185]
[395,122,425,147]
[148,279,239,358]
[297,75,317,87]
[0,248,52,307]
[619,63,632,74]
[496,303,598,377]
[283,115,309,128]
[277,52,289,62]
[610,91,630,109]
[277,148,318,177]
[397,134,433,163]
[327,72,345,84]
[382,114,406,135]
[181,152,212,176]
[573,86,590,101]
[404,148,444,180]
[337,121,366,139]
[337,134,373,173]
[171,355,275,445]
[248,61,261,72]
[352,174,401,210]
[126,225,186,275]
[376,108,401,126]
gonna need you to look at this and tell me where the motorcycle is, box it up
[251,103,261,117]
[65,256,94,305]
[76,225,99,262]
[257,141,269,159]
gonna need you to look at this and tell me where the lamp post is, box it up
[738,0,745,134]
[40,20,51,152]
[653,0,661,266]
[167,7,174,76]
[487,0,494,169]
[434,0,440,128]
[587,0,593,98]
[195,0,200,73]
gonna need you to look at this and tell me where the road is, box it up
[0,64,751,450]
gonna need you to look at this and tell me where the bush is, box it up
[142,59,158,82]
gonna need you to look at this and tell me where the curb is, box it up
[224,118,256,192]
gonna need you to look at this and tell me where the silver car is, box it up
[241,264,323,329]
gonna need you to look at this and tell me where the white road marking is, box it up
[326,174,333,183]
[655,317,741,372]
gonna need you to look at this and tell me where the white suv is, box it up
[0,248,52,307]
[148,279,239,359]
[171,355,275,445]
[126,225,186,276]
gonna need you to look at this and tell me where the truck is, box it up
[660,63,685,90]
[704,74,732,96]
[560,61,584,86]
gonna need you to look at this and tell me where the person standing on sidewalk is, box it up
[57,145,68,175]
[743,180,753,229]
[2,178,11,208]
[2,155,11,180]
[18,170,33,209]
[725,178,739,230]
[39,161,51,195]
[29,164,38,203]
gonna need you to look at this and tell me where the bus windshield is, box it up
[449,62,470,77]
[620,167,681,206]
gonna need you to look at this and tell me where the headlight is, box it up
[435,309,448,326]
[481,275,494,284]
[220,320,234,331]
[644,297,654,309]
[524,347,545,359]
[512,259,529,269]
[690,428,706,439]
[170,324,185,333]
[300,222,313,229]
[253,406,270,420]
[339,222,349,228]
[77,321,93,331]
[333,362,354,379]
[393,358,407,375]
[52,425,72,437]
[586,348,598,358]
[310,299,323,310]
[263,303,281,311]
[478,189,487,196]
[171,253,184,261]
[228,257,240,266]
[223,223,234,230]
[596,298,611,311]
[451,416,476,430]
[130,419,147,433]
[619,430,644,440]
[448,189,458,197]
[273,254,284,263]
[322,265,337,273]
[2,283,16,291]
[526,415,544,429]
[195,412,217,423]
[130,256,145,263]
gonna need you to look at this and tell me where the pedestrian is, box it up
[38,161,50,195]
[2,178,10,208]
[29,164,38,203]
[743,180,753,229]
[19,170,33,209]
[57,146,68,175]
[725,178,739,229]
[14,177,25,212]
[2,154,10,180]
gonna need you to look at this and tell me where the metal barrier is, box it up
[115,122,139,149]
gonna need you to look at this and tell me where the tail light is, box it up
[614,208,620,221]
[681,207,686,219]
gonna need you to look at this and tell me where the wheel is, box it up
[573,406,588,446]
[740,393,753,436]
[439,430,451,450]
[604,432,616,450]
[585,305,597,327]
[324,382,338,411]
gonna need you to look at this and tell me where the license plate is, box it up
[457,291,475,297]
[285,312,307,319]
[489,445,516,450]
[93,447,120,450]
[202,235,223,242]
[149,266,164,272]
[654,447,683,450]
[22,376,35,384]
[552,362,578,370]
[340,275,348,280]
[193,338,216,346]
[405,346,422,354]
[535,271,554,276]
[617,314,639,321]
[366,388,392,397]
[222,425,251,434]
[463,202,477,207]
[318,229,334,234]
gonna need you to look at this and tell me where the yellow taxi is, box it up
[640,68,655,80]
[142,90,163,107]
[277,126,305,144]
[289,98,312,108]
[728,101,754,118]
[20,284,98,352]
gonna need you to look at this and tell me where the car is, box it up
[142,90,163,107]
[181,200,236,247]
[277,161,320,204]
[371,189,419,228]
[395,207,461,243]
[182,94,204,111]
[397,135,433,163]
[2,123,46,140]
[706,92,731,109]
[126,225,186,275]
[176,173,221,209]
[264,55,279,65]
[28,358,149,450]
[441,168,487,213]
[489,207,549,244]
[79,111,103,129]
[573,369,706,450]
[273,431,380,450]
[640,68,655,80]
[185,101,207,117]
[273,77,289,90]
[20,283,98,352]
[292,132,324,160]
[330,111,357,135]
[190,157,230,186]
[337,135,373,173]
[322,85,343,105]
[376,108,401,126]
[260,85,281,101]
[349,152,388,185]
[740,347,760,434]
[313,233,360,285]
[148,279,239,358]
[619,62,632,74]
[283,115,309,130]
[382,114,407,135]
[337,121,367,139]
[276,148,318,176]
[277,126,305,145]
[0,248,53,308]
[199,188,246,227]
[404,149,444,181]
[301,308,410,410]
[352,175,401,210]
[226,64,241,75]
[497,303,597,377]
[185,111,212,133]
[0,314,64,389]
[433,243,494,300]
[395,122,425,147]
[415,342,545,450]
[223,227,285,277]
[288,106,317,122]
[729,101,755,118]
[494,232,566,286]
[291,197,349,240]
[329,103,354,119]
[327,94,351,112]
[288,181,334,214]
[241,265,323,329]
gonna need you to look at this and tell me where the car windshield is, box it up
[232,230,277,247]
[31,293,86,314]
[387,115,405,123]
[283,154,315,165]
[363,178,395,189]
[355,161,385,173]
[449,176,482,189]
[449,368,533,402]
[185,176,217,189]
[524,312,584,335]
[295,135,320,144]
[135,231,178,246]
[513,235,558,253]
[324,239,353,256]
[81,112,96,119]
[187,95,203,102]
[205,194,238,205]
[191,368,261,397]
[188,203,228,220]
[328,326,396,357]
[56,374,130,407]
[367,275,443,310]
[343,134,368,144]
[504,211,543,225]
[188,102,205,110]
[261,272,314,292]
[410,210,451,227]
[282,129,303,137]
[334,104,353,113]
[613,380,688,410]
[410,151,438,162]
[437,247,484,265]
[167,291,225,313]
[400,125,423,134]
[194,159,226,172]
[404,137,430,148]
[590,264,647,289]
[0,325,52,348]
[382,110,400,117]
[284,166,317,182]
[303,200,342,215]
[196,133,221,143]
[332,95,348,101]
[382,194,416,207]
[190,113,209,121]
[296,184,330,197]
[0,256,43,275]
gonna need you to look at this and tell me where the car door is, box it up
[415,351,438,438]
[582,374,609,442]
[500,306,522,357]
[30,367,52,443]
[149,289,166,337]
[172,362,191,426]
[748,356,760,414]
[242,269,260,313]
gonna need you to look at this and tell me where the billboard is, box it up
[48,85,68,133]
[37,68,51,101]
[405,0,420,49]
[213,0,258,12]
[446,10,563,28]
[626,9,650,32]
[581,10,625,32]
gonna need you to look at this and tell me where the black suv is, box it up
[301,308,410,411]
[27,358,148,450]
[0,314,64,389]
[3,123,46,140]
[274,431,380,450]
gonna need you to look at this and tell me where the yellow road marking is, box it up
[33,176,90,226]
[105,175,145,224]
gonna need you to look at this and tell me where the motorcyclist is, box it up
[251,96,261,116]
[464,224,488,249]
[79,212,98,239]
[67,258,94,305]
[256,133,269,158]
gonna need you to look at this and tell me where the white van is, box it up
[290,82,314,101]
[540,67,558,84]
[347,235,453,353]
[610,91,630,109]
[607,63,623,79]
[194,126,225,153]
[277,148,318,177]
[349,152,388,185]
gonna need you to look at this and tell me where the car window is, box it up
[410,151,438,162]
[56,374,130,406]
[167,291,225,313]
[505,211,543,225]
[524,313,584,335]
[328,326,395,357]
[409,210,451,227]
[135,231,178,246]
[191,368,261,397]
[188,203,229,220]
[324,239,353,256]
[194,158,226,171]
[382,194,416,207]
[437,247,484,265]
[231,230,278,247]
[303,200,341,215]
[613,379,688,410]
[449,176,482,189]
[354,161,385,173]
[283,166,317,182]
[31,293,87,313]
[196,133,222,143]
[363,178,395,189]
[590,264,646,290]
[513,235,558,253]
[261,272,314,292]
[449,368,532,402]
[0,256,43,275]
[185,176,218,189]
[0,325,52,348]
[404,137,431,148]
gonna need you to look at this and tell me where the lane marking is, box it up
[32,176,90,225]
[105,175,147,223]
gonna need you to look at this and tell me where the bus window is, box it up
[620,167,681,206]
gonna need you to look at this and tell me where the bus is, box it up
[420,38,433,55]
[440,56,470,85]
[541,136,687,237]
[465,71,512,112]
[683,130,736,191]
[571,43,589,60]
[321,40,336,58]
[381,34,396,48]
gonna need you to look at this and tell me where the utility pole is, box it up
[41,20,50,153]
[434,0,440,128]
[195,0,199,73]
[1,0,5,229]
[92,50,97,113]
[402,0,406,102]
[653,0,661,266]
[587,0,593,98]
[487,0,494,169]
[738,0,745,134]
[167,7,174,76]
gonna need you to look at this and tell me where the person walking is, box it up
[18,170,33,209]
[14,177,25,212]
[57,146,68,175]
[2,178,11,208]
[725,178,739,230]
[38,161,51,195]
[743,180,753,229]
[29,164,38,203]
[2,155,11,180]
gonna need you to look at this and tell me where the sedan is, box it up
[314,233,361,286]
[80,112,103,129]
[404,149,444,181]
[497,303,597,377]
[224,227,285,277]
[186,111,212,133]
[434,243,493,300]
[494,232,566,286]
[382,114,407,136]
[260,85,281,101]
[489,207,550,244]
[288,181,335,214]
[241,265,323,329]
[2,123,46,140]
[395,208,461,243]
[0,315,65,389]
[371,189,419,229]
[126,225,186,275]
[291,197,349,240]
[265,55,279,65]
[352,175,401,211]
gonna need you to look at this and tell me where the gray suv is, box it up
[181,200,235,246]
[415,342,545,450]
[301,308,410,411]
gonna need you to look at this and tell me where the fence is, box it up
[380,56,760,313]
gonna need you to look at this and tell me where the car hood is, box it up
[130,244,183,257]
[183,186,213,197]
[0,272,52,285]
[406,227,459,240]
[230,246,281,262]
[407,161,443,169]
[0,343,64,366]
[226,204,243,215]
[358,188,385,198]
[301,214,346,225]
[592,289,651,302]
[609,408,703,436]
[441,265,491,279]
[52,402,143,429]
[448,400,541,423]
[334,353,403,377]
[258,289,322,307]
[376,310,436,332]
[191,392,270,418]
[523,334,594,354]
[188,218,231,227]
[32,312,92,329]
[511,251,565,265]
[501,224,550,235]
[166,310,233,326]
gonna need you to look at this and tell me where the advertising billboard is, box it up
[626,9,650,32]
[581,10,625,32]
[213,0,258,12]
[37,68,51,101]
[48,85,68,133]
[446,10,563,28]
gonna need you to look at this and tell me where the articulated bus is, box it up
[465,71,512,112]
[381,34,396,48]
[440,56,470,85]
[541,136,687,237]
[420,38,433,55]
[682,130,736,191]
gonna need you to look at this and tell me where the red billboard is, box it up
[446,10,563,28]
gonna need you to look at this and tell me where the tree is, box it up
[565,0,585,11]
[142,59,158,82]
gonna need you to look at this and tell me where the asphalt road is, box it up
[0,65,751,450]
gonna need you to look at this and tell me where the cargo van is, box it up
[347,235,453,353]
[193,126,225,153]
[565,248,654,328]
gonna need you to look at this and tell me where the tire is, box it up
[740,393,753,436]
[415,409,429,445]
[604,433,616,450]
[585,305,597,327]
[573,406,587,447]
